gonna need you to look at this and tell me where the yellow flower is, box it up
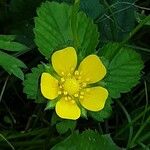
[40,47,108,120]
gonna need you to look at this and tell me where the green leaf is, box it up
[0,35,16,41]
[89,97,112,121]
[56,120,77,134]
[0,40,28,52]
[80,0,104,20]
[100,43,144,98]
[135,12,150,26]
[51,130,120,150]
[45,100,57,110]
[0,51,26,80]
[23,64,46,103]
[97,0,135,42]
[34,1,99,58]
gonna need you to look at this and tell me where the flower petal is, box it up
[78,55,106,84]
[52,47,77,76]
[40,72,59,100]
[79,87,108,111]
[55,97,81,120]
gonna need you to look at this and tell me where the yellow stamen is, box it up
[61,72,65,76]
[65,97,68,101]
[82,82,87,87]
[74,93,79,97]
[68,96,71,100]
[74,70,79,76]
[64,91,68,95]
[61,78,65,82]
[67,73,71,77]
[80,95,84,99]
[59,85,63,89]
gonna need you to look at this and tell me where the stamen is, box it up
[64,91,68,95]
[74,93,79,97]
[80,91,84,95]
[79,95,84,99]
[61,72,65,75]
[68,96,71,100]
[82,82,87,87]
[65,97,68,101]
[74,70,79,76]
[61,78,65,82]
[59,85,63,89]
[67,73,71,77]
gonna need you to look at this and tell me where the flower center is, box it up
[63,78,79,95]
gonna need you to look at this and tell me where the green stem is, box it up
[0,134,15,150]
[120,15,150,46]
[117,101,133,149]
[129,116,150,148]
[115,106,150,137]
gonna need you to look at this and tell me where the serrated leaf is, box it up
[56,120,77,134]
[23,64,46,103]
[51,130,120,150]
[100,43,144,98]
[34,1,99,58]
[0,35,16,41]
[0,51,26,80]
[0,40,28,52]
[89,97,112,121]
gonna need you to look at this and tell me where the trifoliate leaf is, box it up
[0,51,26,80]
[51,130,120,150]
[89,97,112,121]
[34,1,99,59]
[100,43,144,98]
[23,64,46,103]
[56,120,77,134]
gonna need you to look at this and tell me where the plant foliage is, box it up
[51,130,120,150]
[34,1,99,58]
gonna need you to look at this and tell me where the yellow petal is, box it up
[78,55,106,84]
[40,72,58,100]
[55,97,81,120]
[80,87,108,111]
[52,47,77,76]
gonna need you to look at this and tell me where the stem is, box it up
[0,134,15,150]
[117,101,133,149]
[115,106,150,137]
[129,116,150,148]
[120,15,150,46]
